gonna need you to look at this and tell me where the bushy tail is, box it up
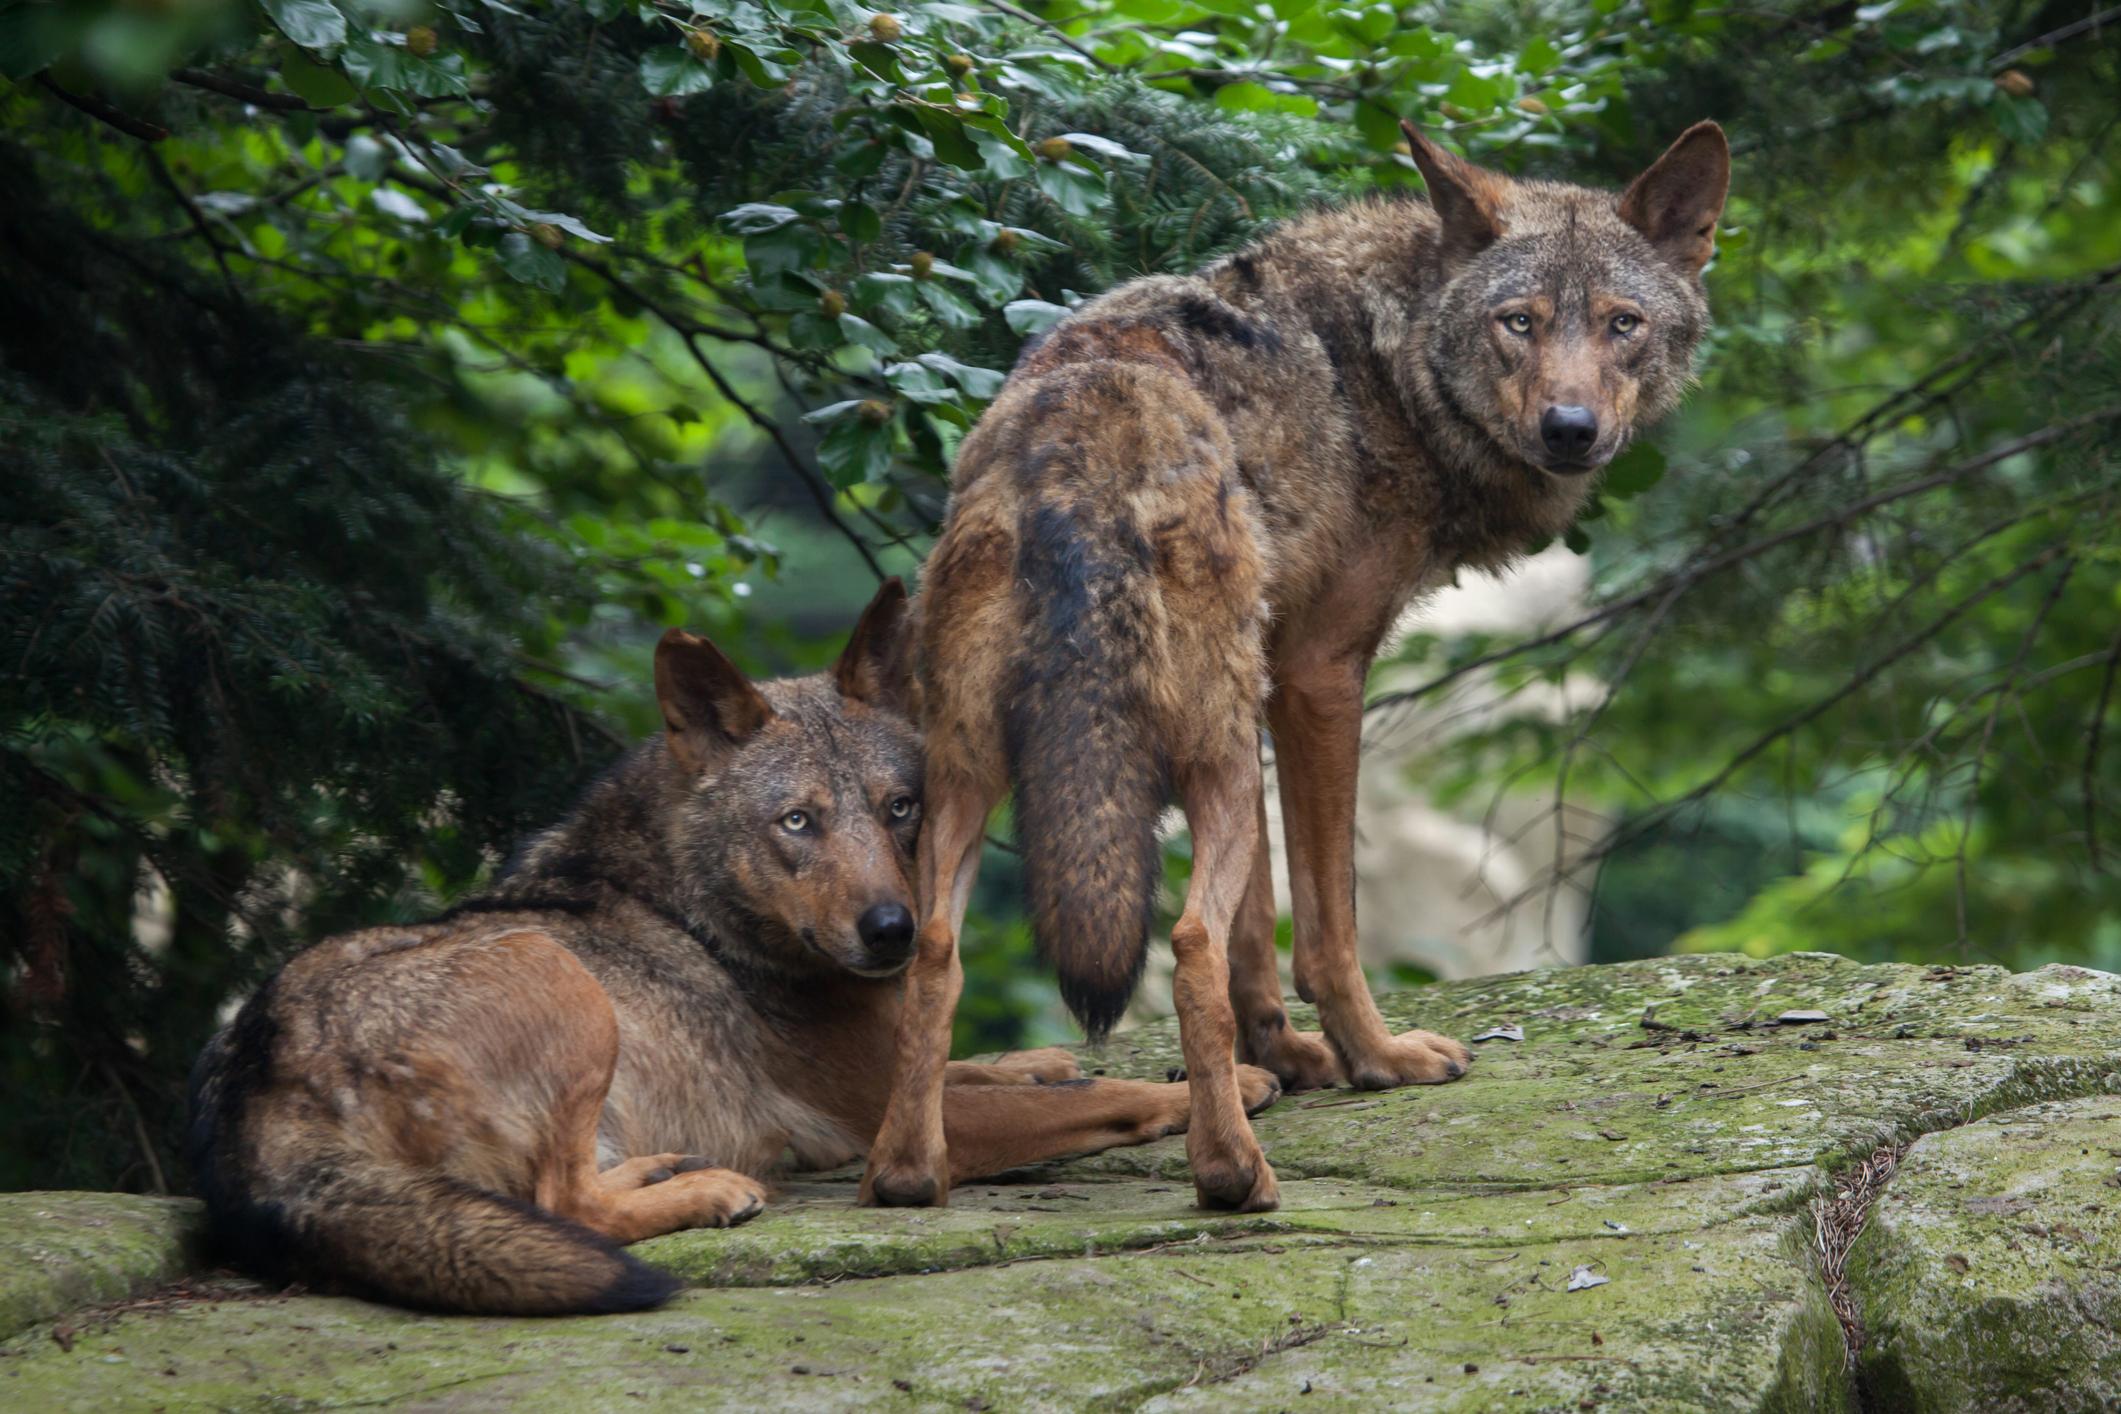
[305,1165,673,1315]
[1003,503,1170,1041]
[190,1028,676,1316]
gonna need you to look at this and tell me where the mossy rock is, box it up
[2,953,2117,1410]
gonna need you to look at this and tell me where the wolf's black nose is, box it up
[1540,405,1598,461]
[858,902,916,956]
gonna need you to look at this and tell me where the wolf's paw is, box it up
[1189,1140,1280,1213]
[1236,1064,1284,1116]
[667,1168,767,1229]
[1343,1029,1474,1090]
[860,1156,947,1208]
[1244,1025,1346,1093]
[600,1153,715,1192]
[1011,1047,1084,1083]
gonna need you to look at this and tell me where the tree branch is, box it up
[35,73,167,142]
[1366,402,2121,718]
[171,67,319,112]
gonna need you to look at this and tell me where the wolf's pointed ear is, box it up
[1620,121,1730,275]
[1402,121,1504,266]
[655,629,774,773]
[834,577,913,713]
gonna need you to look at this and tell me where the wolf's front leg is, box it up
[862,777,996,1207]
[1269,653,1473,1090]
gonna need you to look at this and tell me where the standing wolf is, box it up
[864,123,1730,1213]
[188,583,1278,1315]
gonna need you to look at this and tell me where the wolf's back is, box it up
[187,992,677,1316]
[1002,500,1171,1039]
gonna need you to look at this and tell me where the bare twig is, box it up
[979,0,1115,70]
[172,68,318,113]
[1460,541,2073,932]
[1991,4,2121,67]
[1954,557,2075,947]
[1366,403,2121,720]
[35,73,168,142]
[563,254,890,580]
[2086,628,2121,871]
[146,148,243,304]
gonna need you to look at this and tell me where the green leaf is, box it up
[916,352,1004,400]
[280,50,358,107]
[726,40,794,87]
[919,280,983,330]
[340,39,470,96]
[1003,299,1069,335]
[721,202,801,234]
[259,0,348,53]
[496,232,566,293]
[1518,33,1561,75]
[1212,80,1279,112]
[817,418,894,485]
[0,2,92,79]
[1033,160,1106,216]
[916,108,984,170]
[850,39,903,82]
[853,272,920,318]
[839,200,881,242]
[882,362,958,404]
[1052,131,1141,163]
[1994,95,2048,144]
[786,312,844,351]
[962,247,1023,303]
[838,313,899,354]
[1603,441,1667,498]
[1354,99,1402,150]
[640,46,716,96]
[802,400,867,424]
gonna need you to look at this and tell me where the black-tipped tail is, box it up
[1003,503,1169,1040]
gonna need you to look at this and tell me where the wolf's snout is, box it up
[1540,405,1599,465]
[857,902,916,959]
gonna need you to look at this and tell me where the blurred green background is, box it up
[3,0,2117,1192]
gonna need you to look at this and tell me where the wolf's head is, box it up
[1401,121,1730,479]
[653,581,924,979]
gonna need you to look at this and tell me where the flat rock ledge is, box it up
[3,953,2118,1411]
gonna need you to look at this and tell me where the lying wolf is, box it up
[188,583,1279,1315]
[865,123,1730,1213]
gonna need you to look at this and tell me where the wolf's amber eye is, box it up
[1500,312,1533,336]
[1610,312,1640,335]
[888,796,916,821]
[781,810,810,834]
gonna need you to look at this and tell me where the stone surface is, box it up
[0,1193,201,1340]
[1,953,2117,1411]
[1853,1093,2121,1412]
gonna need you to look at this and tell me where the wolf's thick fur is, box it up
[866,126,1730,1212]
[189,583,1280,1314]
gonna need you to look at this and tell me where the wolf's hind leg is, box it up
[1225,751,1346,1092]
[597,1153,719,1192]
[940,1065,1281,1180]
[1170,748,1280,1213]
[457,940,762,1246]
[862,775,998,1207]
[572,1167,767,1244]
[945,1047,1082,1086]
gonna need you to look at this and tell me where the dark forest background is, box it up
[4,0,2118,1192]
